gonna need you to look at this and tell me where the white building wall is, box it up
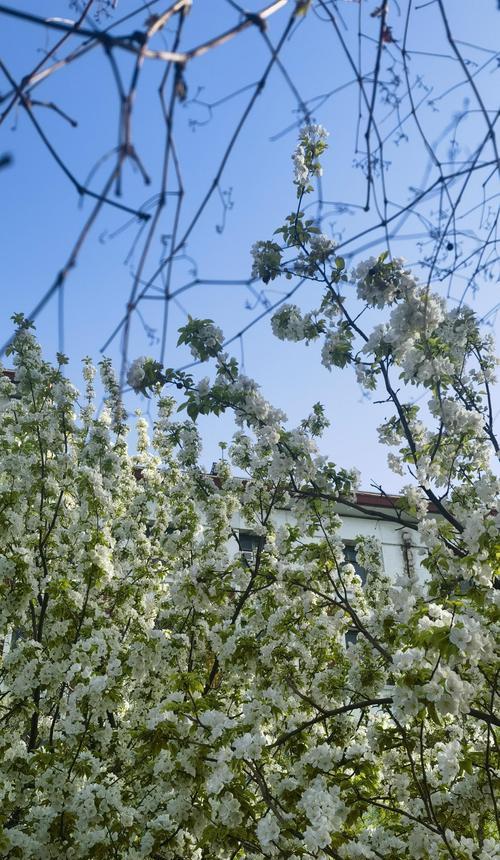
[230,502,426,581]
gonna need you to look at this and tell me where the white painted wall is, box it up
[230,502,426,581]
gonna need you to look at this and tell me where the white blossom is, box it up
[127,356,148,392]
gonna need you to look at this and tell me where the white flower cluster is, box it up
[256,813,280,852]
[292,124,329,189]
[295,233,336,277]
[177,422,202,465]
[429,396,484,435]
[250,240,282,283]
[189,320,224,360]
[271,303,306,341]
[353,256,416,308]
[292,145,310,186]
[299,777,346,852]
[127,355,147,392]
[320,327,352,370]
[271,304,322,344]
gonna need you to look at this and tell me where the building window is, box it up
[343,543,367,648]
[342,543,367,586]
[345,629,359,648]
[238,531,263,560]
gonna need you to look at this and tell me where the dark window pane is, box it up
[343,543,367,585]
[238,532,262,553]
[345,629,359,647]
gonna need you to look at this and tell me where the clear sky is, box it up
[1,0,498,490]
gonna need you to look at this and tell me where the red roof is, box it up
[354,491,404,508]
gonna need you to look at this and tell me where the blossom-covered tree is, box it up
[0,128,499,859]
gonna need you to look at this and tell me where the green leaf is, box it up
[426,701,441,725]
[186,402,199,421]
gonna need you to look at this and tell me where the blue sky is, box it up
[1,0,498,489]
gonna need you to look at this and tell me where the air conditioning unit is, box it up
[240,550,255,564]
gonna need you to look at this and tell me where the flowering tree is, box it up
[0,128,499,859]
